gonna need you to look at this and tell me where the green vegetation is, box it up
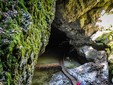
[61,0,113,35]
[95,31,113,80]
[0,0,55,85]
[0,0,113,84]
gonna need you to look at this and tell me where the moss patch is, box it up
[0,0,55,85]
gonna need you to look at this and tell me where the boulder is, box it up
[50,54,110,85]
[77,46,106,61]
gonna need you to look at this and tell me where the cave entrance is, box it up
[45,26,70,56]
[36,0,81,68]
[36,26,78,68]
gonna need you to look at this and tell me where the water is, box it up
[32,68,60,85]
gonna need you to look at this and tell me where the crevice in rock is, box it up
[32,0,113,84]
[45,26,70,55]
[36,26,73,68]
[36,24,88,69]
[36,0,89,69]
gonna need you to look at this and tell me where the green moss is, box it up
[95,31,113,79]
[96,31,113,47]
[0,0,55,85]
[1,0,113,84]
[61,0,113,32]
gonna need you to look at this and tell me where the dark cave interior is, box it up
[45,26,71,57]
[42,26,87,64]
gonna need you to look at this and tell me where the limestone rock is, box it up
[50,72,71,85]
[52,0,113,48]
[77,46,106,61]
[91,12,113,84]
[50,55,109,85]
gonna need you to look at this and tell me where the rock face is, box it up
[50,55,109,85]
[77,46,106,61]
[0,0,55,85]
[90,10,113,82]
[0,0,113,85]
[52,0,113,48]
[52,0,113,84]
[91,29,113,82]
[93,31,113,63]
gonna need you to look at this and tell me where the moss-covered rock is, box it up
[53,0,113,48]
[93,30,113,81]
[0,0,55,85]
[0,0,113,84]
[52,0,113,83]
[95,31,113,62]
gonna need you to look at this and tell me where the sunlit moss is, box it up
[62,0,113,31]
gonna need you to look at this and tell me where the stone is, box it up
[77,46,106,61]
[91,30,111,41]
[52,0,113,49]
[0,0,56,85]
[50,72,71,85]
[90,19,113,79]
[50,55,110,85]
[91,30,113,60]
[64,57,81,68]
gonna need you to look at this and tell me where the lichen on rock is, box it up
[0,0,55,85]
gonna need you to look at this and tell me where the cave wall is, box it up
[0,0,55,85]
[53,0,113,47]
